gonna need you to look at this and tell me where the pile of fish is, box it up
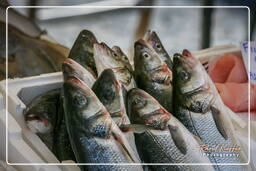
[24,30,251,171]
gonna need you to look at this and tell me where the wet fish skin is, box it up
[24,89,60,150]
[52,92,76,162]
[92,69,141,160]
[134,39,173,113]
[62,58,95,87]
[112,46,133,72]
[68,30,98,78]
[63,76,143,171]
[126,88,214,171]
[173,50,251,171]
[144,30,173,70]
[92,69,129,126]
[93,42,136,90]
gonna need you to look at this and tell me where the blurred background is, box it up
[0,0,255,79]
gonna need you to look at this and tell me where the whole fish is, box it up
[24,89,60,150]
[144,30,172,70]
[134,39,173,113]
[63,76,143,171]
[92,69,140,160]
[173,50,251,171]
[52,58,96,161]
[93,42,136,90]
[68,30,98,78]
[62,58,96,87]
[124,88,214,171]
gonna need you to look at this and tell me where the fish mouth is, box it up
[173,53,197,69]
[150,64,172,85]
[94,42,112,57]
[182,84,208,96]
[79,29,98,43]
[62,58,85,74]
[134,39,151,50]
[143,30,157,43]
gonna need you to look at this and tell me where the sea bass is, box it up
[68,30,98,78]
[63,76,143,171]
[173,50,251,171]
[144,30,172,70]
[92,69,140,160]
[134,39,173,113]
[124,88,214,171]
[93,42,136,90]
[24,89,60,150]
[52,58,96,161]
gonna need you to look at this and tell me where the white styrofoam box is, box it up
[0,72,80,171]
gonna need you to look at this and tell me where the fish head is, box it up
[134,39,165,72]
[93,42,125,74]
[62,58,95,84]
[92,69,127,126]
[112,46,133,72]
[143,30,169,61]
[127,88,170,129]
[173,49,206,95]
[64,76,112,138]
[76,30,98,51]
[25,113,52,134]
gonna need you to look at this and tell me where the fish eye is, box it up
[156,43,161,49]
[112,52,118,57]
[123,56,128,60]
[73,94,87,107]
[132,97,147,109]
[179,70,190,81]
[142,52,149,58]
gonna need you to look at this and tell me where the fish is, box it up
[68,30,98,78]
[53,58,97,161]
[144,30,173,70]
[92,69,140,160]
[52,92,76,162]
[62,58,96,87]
[63,76,143,171]
[24,89,60,150]
[134,39,173,113]
[172,49,251,171]
[112,45,133,72]
[93,42,136,90]
[123,88,214,171]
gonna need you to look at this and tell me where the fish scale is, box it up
[80,137,141,171]
[136,129,213,171]
[184,110,246,171]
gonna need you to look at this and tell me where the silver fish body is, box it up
[63,76,143,171]
[126,88,214,171]
[173,50,251,171]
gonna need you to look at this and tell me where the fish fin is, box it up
[120,124,150,134]
[168,124,188,155]
[210,106,228,140]
[111,125,140,163]
[192,134,203,145]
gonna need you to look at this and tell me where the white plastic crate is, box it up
[0,72,80,171]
